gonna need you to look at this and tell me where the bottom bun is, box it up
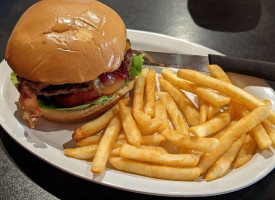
[41,79,135,123]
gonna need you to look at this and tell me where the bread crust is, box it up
[5,0,126,84]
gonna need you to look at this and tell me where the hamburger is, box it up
[5,0,143,128]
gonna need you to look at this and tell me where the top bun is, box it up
[5,0,127,84]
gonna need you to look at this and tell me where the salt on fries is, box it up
[64,65,274,182]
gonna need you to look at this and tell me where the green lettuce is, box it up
[129,54,144,78]
[10,54,143,111]
[11,72,19,88]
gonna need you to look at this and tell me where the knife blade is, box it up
[133,50,275,81]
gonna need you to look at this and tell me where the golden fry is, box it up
[119,101,142,146]
[64,144,98,160]
[250,123,272,149]
[234,132,257,168]
[76,135,102,146]
[144,69,156,117]
[141,134,166,146]
[91,116,121,174]
[195,87,230,108]
[159,77,200,126]
[190,109,234,137]
[214,120,238,139]
[73,97,130,141]
[120,144,200,167]
[199,98,208,124]
[205,134,245,181]
[114,134,165,148]
[140,145,168,153]
[157,92,189,135]
[154,100,169,126]
[109,157,201,181]
[262,120,275,144]
[133,109,162,135]
[133,68,149,111]
[208,64,232,84]
[207,103,220,120]
[158,125,220,152]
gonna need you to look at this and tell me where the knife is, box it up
[133,50,275,81]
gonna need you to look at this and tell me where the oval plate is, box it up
[0,29,274,197]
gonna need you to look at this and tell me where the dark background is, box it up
[1,0,275,199]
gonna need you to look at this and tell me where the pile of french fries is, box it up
[64,65,275,181]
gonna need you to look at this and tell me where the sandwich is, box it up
[5,0,143,128]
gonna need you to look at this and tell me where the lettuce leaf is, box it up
[11,72,19,89]
[129,54,144,78]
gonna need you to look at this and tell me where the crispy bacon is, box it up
[18,82,42,128]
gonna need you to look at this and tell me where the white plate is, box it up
[0,29,275,197]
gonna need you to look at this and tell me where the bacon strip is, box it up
[18,82,42,128]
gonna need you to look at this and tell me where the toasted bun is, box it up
[41,79,135,123]
[5,0,126,84]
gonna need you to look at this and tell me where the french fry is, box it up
[262,120,275,144]
[113,138,128,148]
[231,100,272,149]
[64,144,98,160]
[198,105,270,175]
[195,87,230,108]
[111,147,121,156]
[76,135,102,146]
[141,134,166,146]
[208,64,232,84]
[199,98,208,124]
[133,68,149,111]
[205,133,245,181]
[190,109,234,137]
[162,68,230,107]
[157,92,189,135]
[133,109,162,135]
[109,157,201,181]
[144,69,156,117]
[119,101,142,146]
[158,125,220,152]
[120,144,200,167]
[117,132,126,140]
[73,97,130,141]
[140,145,168,153]
[91,116,121,174]
[114,134,166,148]
[155,100,169,126]
[207,103,220,120]
[178,148,203,157]
[250,123,272,149]
[214,120,238,139]
[177,69,275,125]
[159,77,200,126]
[234,132,257,168]
[261,99,272,108]
[162,68,196,92]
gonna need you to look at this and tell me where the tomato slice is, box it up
[54,90,101,107]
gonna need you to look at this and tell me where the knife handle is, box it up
[208,54,275,81]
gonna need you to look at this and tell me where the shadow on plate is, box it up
[187,0,261,32]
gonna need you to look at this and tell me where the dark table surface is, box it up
[1,0,275,199]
